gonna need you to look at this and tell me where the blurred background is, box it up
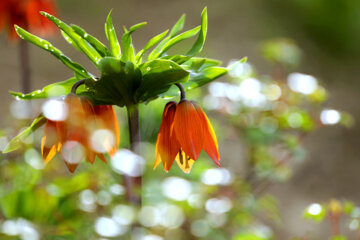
[0,0,359,239]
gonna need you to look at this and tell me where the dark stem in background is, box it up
[19,40,31,93]
[125,104,142,205]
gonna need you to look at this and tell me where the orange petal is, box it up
[175,149,195,174]
[193,102,220,167]
[93,105,120,156]
[154,101,179,172]
[173,100,203,160]
[41,120,60,164]
[64,161,78,173]
[97,153,107,163]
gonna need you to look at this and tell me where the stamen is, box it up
[179,149,183,165]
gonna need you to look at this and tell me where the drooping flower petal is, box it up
[93,105,120,156]
[41,119,59,164]
[173,100,204,160]
[154,101,180,172]
[175,149,195,174]
[193,101,220,167]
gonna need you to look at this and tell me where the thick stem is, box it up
[19,40,31,93]
[125,105,142,205]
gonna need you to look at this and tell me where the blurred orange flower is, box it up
[41,94,120,173]
[154,100,220,173]
[0,0,57,40]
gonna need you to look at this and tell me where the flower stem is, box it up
[71,79,86,94]
[175,83,186,101]
[19,40,31,93]
[125,104,142,205]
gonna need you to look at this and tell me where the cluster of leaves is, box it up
[11,8,231,106]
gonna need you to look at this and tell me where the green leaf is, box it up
[162,66,227,98]
[186,7,207,56]
[3,115,47,153]
[71,24,112,57]
[149,26,201,60]
[90,57,142,106]
[136,29,169,64]
[105,10,121,58]
[9,77,88,100]
[227,57,248,71]
[41,12,102,65]
[121,22,147,63]
[169,14,186,37]
[136,59,189,102]
[147,14,186,61]
[182,57,222,71]
[61,30,81,52]
[15,25,91,78]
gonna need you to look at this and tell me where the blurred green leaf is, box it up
[41,12,102,65]
[15,25,91,78]
[303,203,327,222]
[3,115,46,153]
[105,10,121,59]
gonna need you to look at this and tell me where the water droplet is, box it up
[169,66,173,69]
[146,67,151,71]
[84,33,88,38]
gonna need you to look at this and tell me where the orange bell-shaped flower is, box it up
[41,94,120,173]
[154,99,220,173]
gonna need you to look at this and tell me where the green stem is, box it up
[125,105,142,205]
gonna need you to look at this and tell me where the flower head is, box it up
[41,94,120,172]
[0,0,56,40]
[154,99,220,173]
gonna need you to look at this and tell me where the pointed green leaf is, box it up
[186,7,207,56]
[135,29,169,64]
[147,14,186,61]
[61,30,81,52]
[149,26,200,60]
[71,25,112,57]
[41,12,102,65]
[121,22,147,63]
[169,14,186,37]
[15,25,91,78]
[105,10,121,58]
[3,115,47,153]
[9,77,88,100]
[136,59,189,102]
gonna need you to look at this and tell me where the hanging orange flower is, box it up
[154,99,220,173]
[0,0,57,40]
[41,94,120,172]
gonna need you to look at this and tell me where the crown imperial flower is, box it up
[41,94,120,172]
[154,97,220,173]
